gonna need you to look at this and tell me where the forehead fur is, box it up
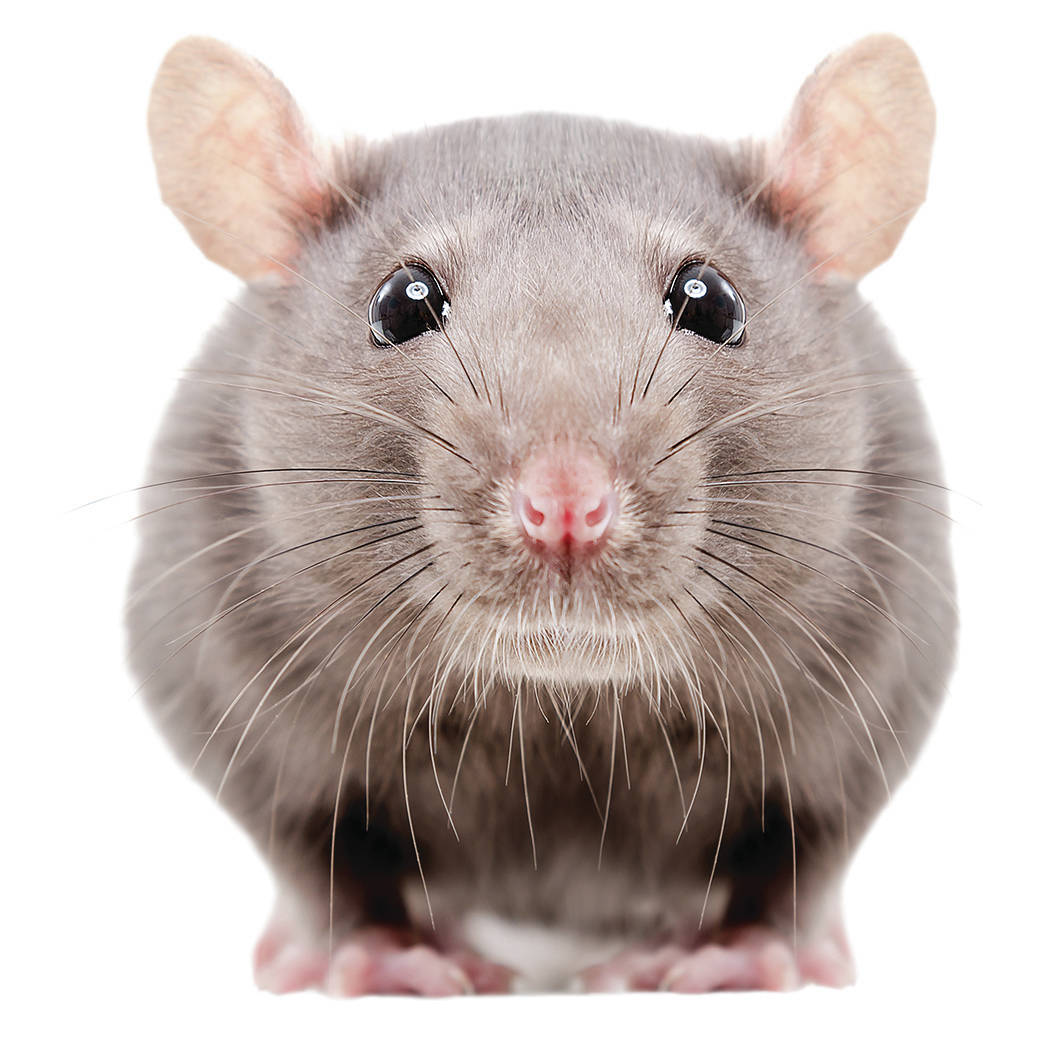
[375,114,750,197]
[342,114,759,268]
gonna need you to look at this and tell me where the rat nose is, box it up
[514,448,617,554]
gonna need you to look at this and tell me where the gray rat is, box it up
[128,33,955,995]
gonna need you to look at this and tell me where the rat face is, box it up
[309,119,851,690]
[149,37,934,703]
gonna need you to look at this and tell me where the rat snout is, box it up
[513,447,617,557]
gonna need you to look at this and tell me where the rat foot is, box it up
[254,919,513,997]
[582,924,854,993]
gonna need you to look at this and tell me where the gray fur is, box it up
[128,112,955,969]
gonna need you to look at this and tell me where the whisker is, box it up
[699,679,731,928]
[707,522,927,650]
[656,371,916,467]
[215,555,439,799]
[129,478,424,525]
[515,691,538,870]
[180,375,480,473]
[681,493,957,609]
[189,543,433,775]
[78,465,422,510]
[402,673,435,929]
[691,545,903,791]
[707,466,956,495]
[700,477,954,522]
[174,523,426,646]
[129,509,419,613]
[597,694,620,869]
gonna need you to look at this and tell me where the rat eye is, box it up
[368,264,450,348]
[664,261,746,346]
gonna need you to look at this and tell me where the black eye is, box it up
[664,261,746,346]
[368,264,449,348]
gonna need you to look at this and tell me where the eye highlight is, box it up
[368,264,450,348]
[664,260,746,346]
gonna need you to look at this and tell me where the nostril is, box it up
[578,492,616,543]
[522,497,545,528]
[517,491,551,542]
[585,498,609,528]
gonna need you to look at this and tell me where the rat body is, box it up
[128,35,954,994]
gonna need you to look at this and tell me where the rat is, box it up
[128,33,955,995]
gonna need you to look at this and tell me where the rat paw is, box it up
[659,928,803,993]
[253,914,329,994]
[254,919,513,997]
[582,924,854,994]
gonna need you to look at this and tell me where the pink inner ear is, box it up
[769,105,867,277]
[264,105,335,257]
[149,37,335,283]
[765,35,935,282]
[199,88,331,280]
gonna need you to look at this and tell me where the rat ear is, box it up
[766,34,935,282]
[148,37,332,282]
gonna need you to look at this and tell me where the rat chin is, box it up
[489,629,644,687]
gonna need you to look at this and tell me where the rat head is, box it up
[149,36,934,699]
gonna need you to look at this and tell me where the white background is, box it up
[4,1,1040,1037]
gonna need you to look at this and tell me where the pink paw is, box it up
[583,925,854,994]
[254,920,513,997]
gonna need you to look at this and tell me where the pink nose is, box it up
[514,448,617,554]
